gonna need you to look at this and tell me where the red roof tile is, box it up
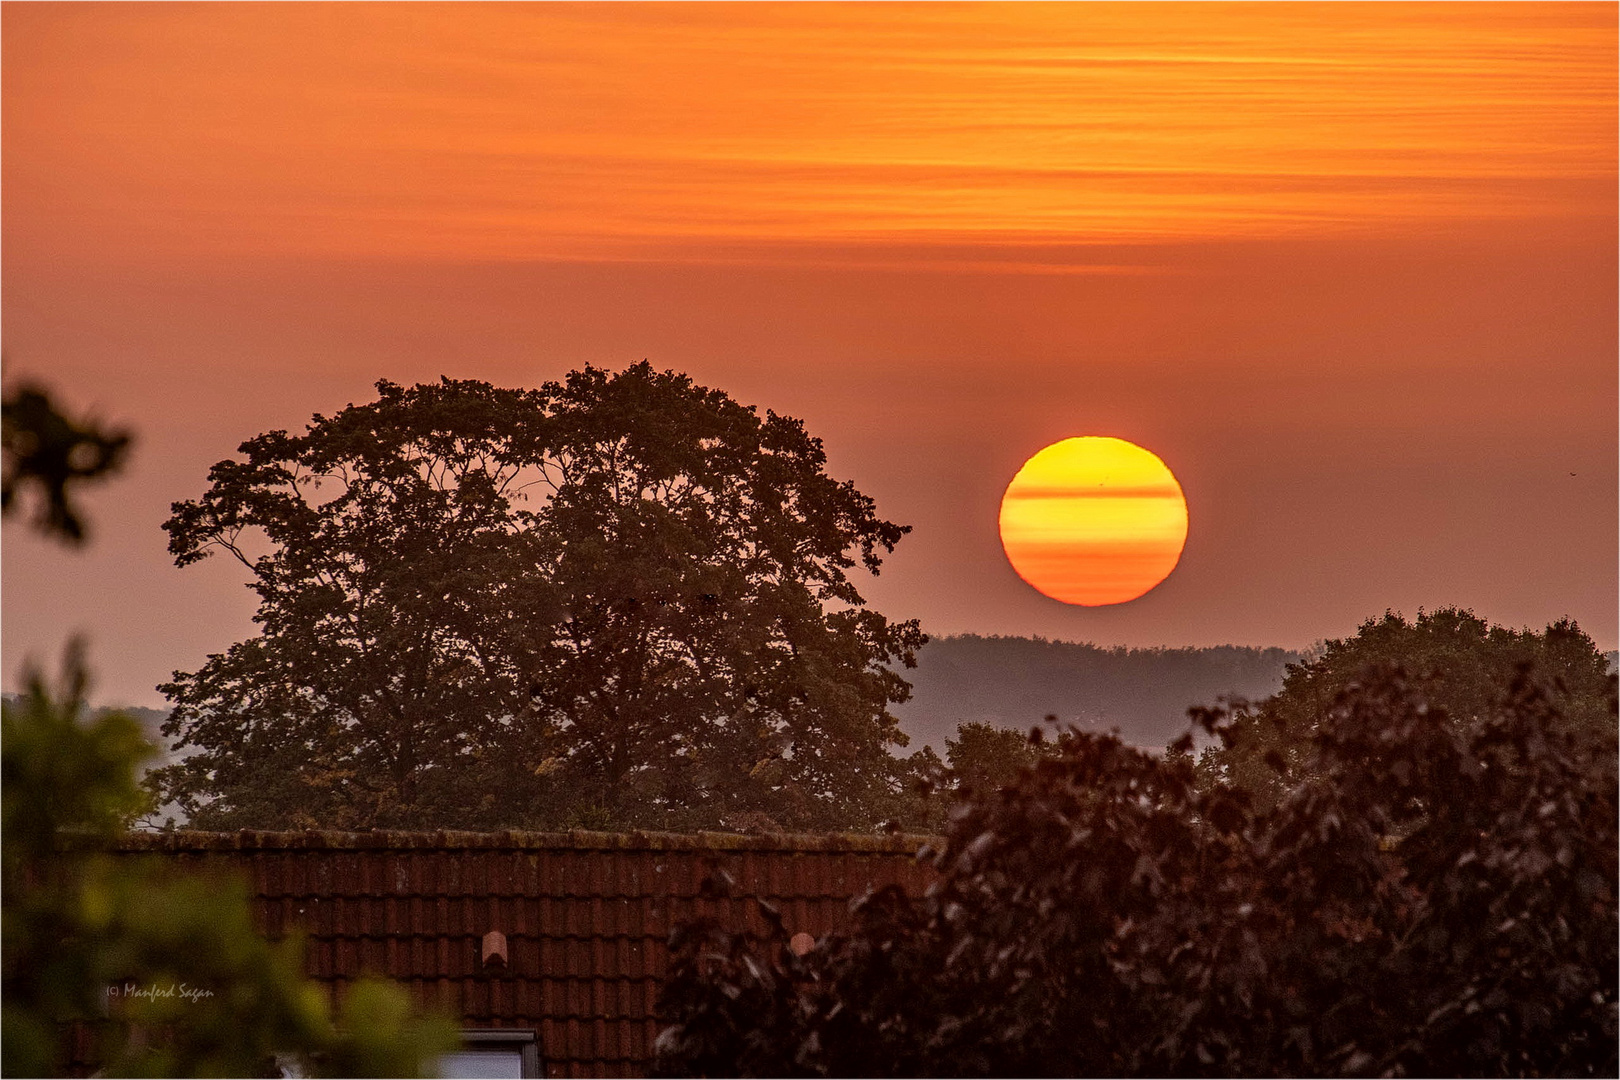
[103,831,937,1076]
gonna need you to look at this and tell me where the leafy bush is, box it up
[1,647,458,1077]
[655,661,1617,1077]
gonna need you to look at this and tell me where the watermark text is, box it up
[106,982,215,1003]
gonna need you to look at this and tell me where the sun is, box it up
[998,437,1188,606]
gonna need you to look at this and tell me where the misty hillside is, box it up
[0,695,178,766]
[891,635,1303,751]
[120,705,178,764]
[9,646,1609,780]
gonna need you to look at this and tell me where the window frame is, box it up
[437,1028,543,1079]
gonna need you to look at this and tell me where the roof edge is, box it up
[79,829,943,854]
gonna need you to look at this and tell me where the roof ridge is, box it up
[86,829,943,853]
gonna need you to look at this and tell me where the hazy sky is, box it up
[4,2,1615,707]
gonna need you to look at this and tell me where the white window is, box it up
[435,1029,541,1079]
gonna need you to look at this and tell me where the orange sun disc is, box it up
[998,436,1188,606]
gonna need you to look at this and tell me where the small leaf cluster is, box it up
[655,659,1617,1077]
[0,383,131,544]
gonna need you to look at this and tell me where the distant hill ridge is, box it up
[0,694,177,764]
[7,644,1613,766]
[891,634,1304,752]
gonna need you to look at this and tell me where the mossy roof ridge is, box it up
[93,828,943,853]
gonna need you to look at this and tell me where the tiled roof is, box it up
[106,831,938,1078]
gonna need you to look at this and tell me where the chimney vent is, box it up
[482,930,509,970]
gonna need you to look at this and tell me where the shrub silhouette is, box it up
[655,662,1618,1077]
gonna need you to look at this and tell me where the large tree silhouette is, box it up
[153,364,926,831]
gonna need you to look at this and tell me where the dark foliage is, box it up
[154,364,926,832]
[1,382,131,544]
[655,662,1618,1077]
[943,719,1057,799]
[1212,608,1616,810]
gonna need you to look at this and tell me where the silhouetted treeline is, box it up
[657,654,1618,1077]
[893,634,1301,750]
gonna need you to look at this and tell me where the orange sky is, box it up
[3,2,1615,706]
[6,3,1613,263]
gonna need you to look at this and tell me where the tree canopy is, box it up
[943,720,1056,800]
[153,364,926,832]
[1208,607,1616,808]
[654,657,1618,1077]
